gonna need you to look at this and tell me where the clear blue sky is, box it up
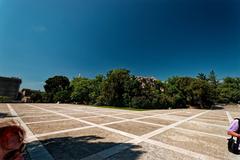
[0,0,239,90]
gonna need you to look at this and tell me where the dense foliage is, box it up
[40,69,240,109]
[0,96,11,103]
[43,76,72,103]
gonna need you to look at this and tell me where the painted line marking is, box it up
[20,114,57,118]
[226,111,233,124]
[25,118,71,125]
[27,104,139,139]
[29,126,95,141]
[81,111,215,160]
[25,104,220,160]
[7,104,54,160]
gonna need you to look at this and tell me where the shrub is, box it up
[0,96,11,103]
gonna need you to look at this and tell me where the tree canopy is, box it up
[38,69,239,109]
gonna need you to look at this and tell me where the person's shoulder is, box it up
[228,119,239,131]
[231,119,240,126]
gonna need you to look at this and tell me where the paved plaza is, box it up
[0,103,240,160]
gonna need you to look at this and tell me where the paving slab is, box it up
[224,105,240,112]
[138,117,177,126]
[114,113,145,119]
[27,120,89,134]
[82,116,122,124]
[3,103,237,160]
[67,112,97,118]
[154,114,186,121]
[96,111,122,115]
[177,121,227,136]
[0,104,11,113]
[19,113,55,118]
[229,112,240,119]
[54,110,81,114]
[138,112,165,116]
[11,105,39,111]
[193,118,229,126]
[197,115,229,121]
[22,115,68,123]
[106,121,160,136]
[38,127,130,160]
[168,111,201,117]
[151,128,234,160]
[106,142,198,160]
[0,103,10,112]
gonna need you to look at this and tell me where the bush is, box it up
[53,90,71,103]
[30,92,43,103]
[0,96,11,103]
[130,96,151,109]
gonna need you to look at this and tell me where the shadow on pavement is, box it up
[26,135,145,160]
[0,112,15,118]
[211,105,224,110]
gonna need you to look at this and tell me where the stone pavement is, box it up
[0,103,240,160]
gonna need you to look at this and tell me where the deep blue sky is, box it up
[0,0,239,90]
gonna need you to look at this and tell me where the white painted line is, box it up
[7,104,54,160]
[135,111,209,141]
[53,104,182,124]
[80,113,128,119]
[28,104,189,136]
[226,111,233,124]
[20,114,56,118]
[26,104,138,139]
[82,129,219,160]
[50,105,129,120]
[27,104,218,160]
[81,110,211,160]
[130,119,165,127]
[38,104,182,130]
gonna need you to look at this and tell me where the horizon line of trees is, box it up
[27,69,240,109]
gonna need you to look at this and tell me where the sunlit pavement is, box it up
[1,103,239,160]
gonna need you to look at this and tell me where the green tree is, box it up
[217,77,240,103]
[190,79,215,108]
[44,76,71,102]
[89,75,105,104]
[71,77,92,104]
[208,70,218,86]
[197,73,207,81]
[101,69,131,107]
[165,77,194,107]
[53,90,71,103]
[30,92,43,103]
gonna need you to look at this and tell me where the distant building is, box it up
[20,88,42,103]
[0,76,22,100]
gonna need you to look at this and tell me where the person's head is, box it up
[0,120,25,152]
